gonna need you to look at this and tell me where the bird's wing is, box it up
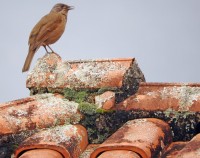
[28,13,63,50]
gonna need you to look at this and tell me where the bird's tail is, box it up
[22,49,35,72]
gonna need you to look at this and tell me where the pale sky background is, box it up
[0,0,199,103]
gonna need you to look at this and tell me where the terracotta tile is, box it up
[98,150,140,158]
[91,118,172,158]
[95,91,115,110]
[18,149,63,158]
[14,124,88,158]
[116,82,200,112]
[0,97,34,109]
[0,93,82,135]
[26,53,145,90]
[161,141,188,157]
[162,134,200,158]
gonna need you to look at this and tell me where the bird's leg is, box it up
[47,45,54,53]
[43,46,50,54]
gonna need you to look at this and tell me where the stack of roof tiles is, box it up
[0,53,200,158]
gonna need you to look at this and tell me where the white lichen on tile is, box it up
[23,124,85,155]
[160,86,200,111]
[29,124,78,143]
[65,60,128,88]
[34,93,79,113]
[7,108,28,117]
[123,119,165,146]
[2,113,22,128]
[95,91,115,108]
[33,93,81,125]
[53,62,71,88]
[126,118,147,126]
[0,93,81,134]
[26,55,138,89]
[27,53,61,87]
[1,106,31,131]
[146,85,200,111]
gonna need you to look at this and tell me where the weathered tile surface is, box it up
[15,124,88,158]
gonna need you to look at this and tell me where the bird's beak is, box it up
[68,6,74,10]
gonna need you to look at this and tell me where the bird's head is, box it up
[51,3,74,15]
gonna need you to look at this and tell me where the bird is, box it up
[22,3,73,72]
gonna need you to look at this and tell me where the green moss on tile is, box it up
[78,102,99,115]
[96,108,114,114]
[63,88,114,115]
[64,88,89,103]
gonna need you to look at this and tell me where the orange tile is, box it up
[26,53,145,90]
[14,124,88,158]
[116,82,200,112]
[162,134,200,158]
[161,141,188,157]
[95,91,115,110]
[90,118,172,158]
[18,149,63,158]
[0,93,82,135]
